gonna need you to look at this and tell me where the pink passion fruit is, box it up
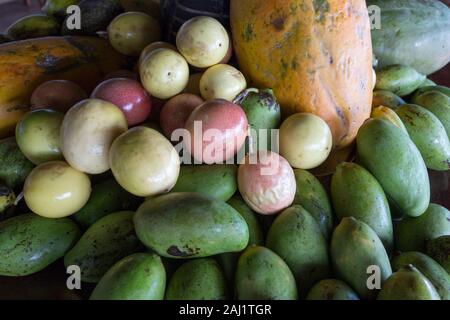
[184,99,248,164]
[91,78,152,126]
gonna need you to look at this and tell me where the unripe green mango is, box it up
[418,79,436,88]
[331,162,393,252]
[235,246,297,300]
[171,164,237,201]
[0,137,34,190]
[90,253,166,300]
[396,104,450,171]
[377,265,440,300]
[73,178,142,228]
[6,14,60,40]
[292,169,333,240]
[372,90,405,109]
[0,213,80,276]
[426,236,450,274]
[134,193,249,259]
[375,65,426,97]
[64,211,142,283]
[412,85,450,101]
[411,90,450,138]
[392,251,450,300]
[356,118,430,217]
[331,217,392,300]
[395,203,450,253]
[306,279,359,300]
[166,258,227,300]
[42,0,80,19]
[266,205,330,296]
[0,184,15,221]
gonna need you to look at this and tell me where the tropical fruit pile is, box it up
[0,0,449,300]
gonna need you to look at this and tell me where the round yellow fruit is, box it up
[200,64,246,101]
[60,99,128,175]
[140,48,189,99]
[279,113,333,169]
[109,126,180,197]
[24,161,91,218]
[176,16,229,68]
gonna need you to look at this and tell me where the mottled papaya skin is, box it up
[356,118,430,217]
[331,162,393,253]
[166,258,227,300]
[293,169,333,240]
[64,211,142,283]
[0,214,80,276]
[372,90,405,109]
[0,36,127,139]
[426,236,450,274]
[306,279,359,300]
[395,203,450,253]
[134,193,249,259]
[235,246,297,300]
[90,253,166,300]
[375,65,425,97]
[331,217,392,300]
[411,90,450,138]
[396,104,450,171]
[231,0,373,149]
[266,205,330,296]
[6,14,60,40]
[171,165,238,202]
[392,251,450,300]
[377,265,440,300]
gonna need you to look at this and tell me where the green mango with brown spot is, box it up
[395,203,450,252]
[392,251,450,300]
[396,104,450,171]
[306,279,359,300]
[166,258,227,300]
[0,213,80,276]
[377,265,440,300]
[235,246,297,300]
[64,211,142,283]
[375,65,426,97]
[134,193,249,259]
[331,162,393,252]
[292,169,333,240]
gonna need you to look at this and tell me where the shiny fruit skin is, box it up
[200,64,247,101]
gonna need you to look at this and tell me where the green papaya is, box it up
[411,90,450,138]
[396,104,450,171]
[0,184,15,221]
[90,253,165,300]
[64,211,142,283]
[166,258,227,300]
[375,65,426,97]
[266,205,330,295]
[73,178,141,228]
[61,0,123,35]
[235,246,297,300]
[0,137,34,190]
[367,0,450,75]
[392,251,450,300]
[331,217,392,300]
[306,279,359,301]
[426,236,450,274]
[0,213,80,276]
[412,85,450,100]
[6,14,60,40]
[42,0,81,19]
[377,265,440,300]
[134,193,249,259]
[395,203,450,252]
[356,118,430,217]
[171,164,237,201]
[292,169,333,240]
[331,162,393,252]
[372,90,405,110]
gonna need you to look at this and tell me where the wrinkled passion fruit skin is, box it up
[91,78,152,126]
[184,99,248,164]
[238,151,296,215]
